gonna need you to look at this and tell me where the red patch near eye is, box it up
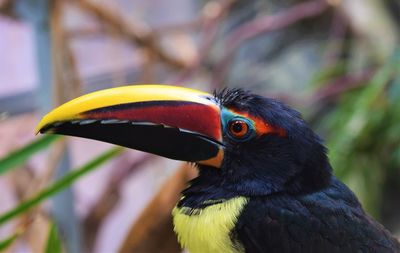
[253,117,286,137]
[230,109,287,137]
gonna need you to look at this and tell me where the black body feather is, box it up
[233,178,400,253]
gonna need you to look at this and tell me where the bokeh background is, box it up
[0,0,399,252]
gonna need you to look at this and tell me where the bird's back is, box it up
[232,177,400,253]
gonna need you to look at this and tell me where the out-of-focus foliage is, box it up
[0,147,122,225]
[45,223,63,253]
[318,52,400,217]
[0,232,19,251]
[0,135,60,175]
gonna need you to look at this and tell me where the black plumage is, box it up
[233,178,399,252]
[179,89,400,253]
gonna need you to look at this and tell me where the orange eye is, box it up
[228,120,249,138]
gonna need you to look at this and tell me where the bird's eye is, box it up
[228,120,249,139]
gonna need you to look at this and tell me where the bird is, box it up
[36,85,400,253]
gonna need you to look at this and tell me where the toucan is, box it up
[36,85,400,253]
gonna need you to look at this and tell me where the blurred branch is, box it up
[312,69,375,104]
[118,163,197,253]
[262,69,374,106]
[140,48,157,83]
[324,9,348,65]
[52,0,82,104]
[212,0,330,88]
[76,0,188,69]
[338,0,398,63]
[50,1,82,252]
[0,147,123,225]
[83,152,152,252]
[7,150,62,252]
[152,1,233,35]
[0,0,16,18]
[0,215,33,252]
[172,0,235,86]
[153,18,202,35]
[9,166,49,253]
[67,26,104,38]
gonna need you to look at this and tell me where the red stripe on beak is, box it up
[82,101,222,142]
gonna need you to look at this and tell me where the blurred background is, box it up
[0,0,399,252]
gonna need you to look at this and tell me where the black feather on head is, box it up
[218,88,332,192]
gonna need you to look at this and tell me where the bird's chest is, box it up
[172,197,248,253]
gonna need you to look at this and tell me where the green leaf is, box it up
[0,233,18,251]
[309,62,347,88]
[318,50,400,218]
[327,62,395,177]
[0,147,123,225]
[45,223,63,253]
[0,135,60,175]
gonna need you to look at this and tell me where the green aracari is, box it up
[36,85,400,253]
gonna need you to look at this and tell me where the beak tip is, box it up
[34,125,41,135]
[35,117,48,135]
[35,125,54,135]
[34,128,42,135]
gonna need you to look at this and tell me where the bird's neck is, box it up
[179,162,333,209]
[178,177,238,209]
[178,165,278,209]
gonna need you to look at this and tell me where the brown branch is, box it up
[211,0,330,88]
[171,0,235,86]
[260,69,374,107]
[67,27,105,38]
[9,154,59,252]
[118,163,197,253]
[140,48,157,83]
[52,0,82,104]
[0,0,16,19]
[152,18,202,35]
[312,69,374,104]
[83,152,153,252]
[3,3,78,251]
[76,0,187,69]
[323,8,348,65]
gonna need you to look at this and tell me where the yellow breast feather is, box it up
[172,197,248,253]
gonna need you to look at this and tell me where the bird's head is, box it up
[36,85,331,197]
[211,88,331,196]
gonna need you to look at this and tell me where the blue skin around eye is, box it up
[221,108,256,141]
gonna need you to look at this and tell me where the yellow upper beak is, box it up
[36,84,216,134]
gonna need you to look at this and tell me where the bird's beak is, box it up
[36,85,224,167]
